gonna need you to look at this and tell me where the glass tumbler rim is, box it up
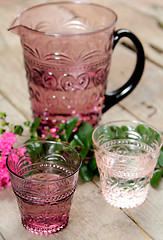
[92,119,163,158]
[6,140,81,183]
[9,1,117,37]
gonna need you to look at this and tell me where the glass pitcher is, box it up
[9,2,145,134]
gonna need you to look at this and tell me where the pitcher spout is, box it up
[8,15,21,35]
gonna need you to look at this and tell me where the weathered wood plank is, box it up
[96,104,163,240]
[93,170,163,240]
[0,0,162,239]
[0,94,26,124]
[91,0,163,67]
[108,45,163,130]
[0,94,30,145]
[124,183,163,240]
[0,180,148,240]
[121,0,163,21]
[0,50,32,120]
[0,95,150,239]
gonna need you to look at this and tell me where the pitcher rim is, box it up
[8,1,117,37]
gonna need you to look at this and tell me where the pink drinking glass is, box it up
[9,2,145,134]
[92,120,163,208]
[6,141,81,235]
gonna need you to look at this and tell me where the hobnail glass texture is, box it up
[92,120,163,208]
[6,141,81,235]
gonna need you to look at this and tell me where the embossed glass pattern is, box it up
[92,120,163,208]
[9,2,115,132]
[9,2,145,134]
[6,141,81,235]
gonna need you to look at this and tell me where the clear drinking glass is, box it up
[92,120,163,208]
[6,141,81,235]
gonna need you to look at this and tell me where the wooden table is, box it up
[0,0,163,239]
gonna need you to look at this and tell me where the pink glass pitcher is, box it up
[9,2,145,134]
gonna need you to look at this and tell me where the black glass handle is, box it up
[102,29,145,113]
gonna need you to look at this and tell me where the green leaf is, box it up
[26,136,38,142]
[136,124,150,136]
[70,139,77,149]
[74,122,94,148]
[26,142,43,159]
[116,128,124,139]
[74,134,85,146]
[88,157,97,172]
[46,134,54,140]
[14,125,24,135]
[110,125,120,132]
[102,125,114,135]
[158,151,163,167]
[56,123,66,135]
[1,121,9,127]
[30,118,41,133]
[0,112,6,119]
[79,162,93,182]
[109,125,126,139]
[0,128,5,134]
[79,147,89,161]
[29,131,39,141]
[136,125,157,140]
[65,117,78,141]
[150,169,163,187]
[121,125,131,131]
[60,133,66,141]
[45,142,63,155]
[24,121,30,127]
[73,122,94,161]
[96,125,115,143]
[56,123,66,128]
[156,161,161,168]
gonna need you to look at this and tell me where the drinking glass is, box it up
[92,120,163,208]
[6,141,81,235]
[9,2,145,134]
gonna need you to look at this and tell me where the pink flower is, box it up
[0,132,17,156]
[41,126,61,138]
[0,168,11,189]
[17,147,27,156]
[9,147,28,164]
[0,155,7,168]
[0,132,17,189]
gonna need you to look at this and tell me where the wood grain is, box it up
[0,0,162,239]
[0,180,147,240]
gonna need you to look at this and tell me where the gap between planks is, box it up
[0,232,6,240]
[121,209,154,240]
